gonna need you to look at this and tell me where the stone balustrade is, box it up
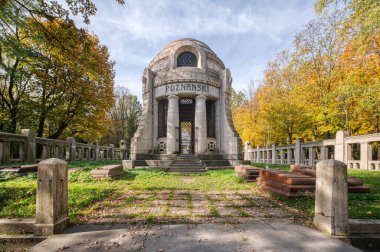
[0,129,128,164]
[244,131,380,171]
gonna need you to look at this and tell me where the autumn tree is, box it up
[232,0,379,148]
[100,87,142,147]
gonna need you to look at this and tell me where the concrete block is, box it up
[314,160,350,237]
[34,158,68,236]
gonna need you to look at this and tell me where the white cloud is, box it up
[70,0,316,100]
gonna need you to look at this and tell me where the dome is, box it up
[148,38,225,72]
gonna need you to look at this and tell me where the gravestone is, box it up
[34,158,68,236]
[314,160,350,236]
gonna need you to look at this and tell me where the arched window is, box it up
[177,52,197,67]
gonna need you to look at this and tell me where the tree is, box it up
[100,87,142,147]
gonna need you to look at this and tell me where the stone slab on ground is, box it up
[90,165,124,179]
[0,218,35,234]
[350,219,380,234]
[29,223,360,252]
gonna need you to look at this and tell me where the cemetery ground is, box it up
[0,161,378,226]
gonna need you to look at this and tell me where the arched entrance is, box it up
[179,98,195,154]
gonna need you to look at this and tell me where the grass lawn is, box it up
[0,160,378,226]
[252,162,380,220]
[0,161,266,224]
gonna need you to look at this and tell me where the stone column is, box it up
[334,131,349,162]
[308,147,315,166]
[280,149,285,164]
[195,95,207,155]
[120,140,127,159]
[314,160,349,237]
[244,141,250,161]
[42,145,50,160]
[67,137,76,161]
[110,144,115,160]
[21,129,36,163]
[34,158,69,236]
[2,142,10,164]
[256,146,261,163]
[272,144,277,164]
[295,138,303,165]
[287,149,292,164]
[95,142,100,160]
[360,142,371,170]
[320,146,328,160]
[167,95,179,154]
[55,146,61,159]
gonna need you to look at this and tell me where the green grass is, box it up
[0,164,257,222]
[251,162,290,170]
[0,160,378,224]
[266,167,380,220]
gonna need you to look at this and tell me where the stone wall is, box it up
[244,131,380,171]
[0,129,128,164]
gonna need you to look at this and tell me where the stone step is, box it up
[201,160,230,166]
[197,154,224,160]
[206,166,233,170]
[171,162,202,166]
[167,168,206,173]
[170,166,204,169]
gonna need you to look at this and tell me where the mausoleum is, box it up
[128,38,245,170]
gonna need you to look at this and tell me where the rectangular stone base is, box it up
[34,217,69,236]
[90,165,124,178]
[122,160,147,168]
[0,218,35,234]
[314,214,350,237]
[350,219,380,234]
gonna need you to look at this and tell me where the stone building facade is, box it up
[130,38,242,161]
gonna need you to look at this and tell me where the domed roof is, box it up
[149,38,225,70]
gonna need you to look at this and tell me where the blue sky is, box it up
[72,0,317,100]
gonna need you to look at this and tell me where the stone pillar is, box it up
[34,158,69,236]
[295,138,303,165]
[67,137,76,161]
[120,140,127,159]
[167,95,179,154]
[2,142,10,164]
[272,144,277,164]
[244,141,250,161]
[42,145,50,160]
[308,147,315,166]
[21,129,36,163]
[95,142,100,160]
[280,149,285,164]
[55,146,61,159]
[334,131,349,162]
[287,149,292,164]
[110,144,115,160]
[256,146,261,163]
[195,95,207,155]
[314,160,349,237]
[320,146,328,160]
[360,142,371,170]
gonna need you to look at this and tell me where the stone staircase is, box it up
[167,155,206,173]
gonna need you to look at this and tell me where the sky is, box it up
[71,0,317,101]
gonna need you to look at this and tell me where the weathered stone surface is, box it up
[20,164,38,173]
[90,164,124,178]
[34,158,69,236]
[122,160,135,168]
[0,219,35,234]
[314,160,350,237]
[130,38,243,162]
[349,219,380,234]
